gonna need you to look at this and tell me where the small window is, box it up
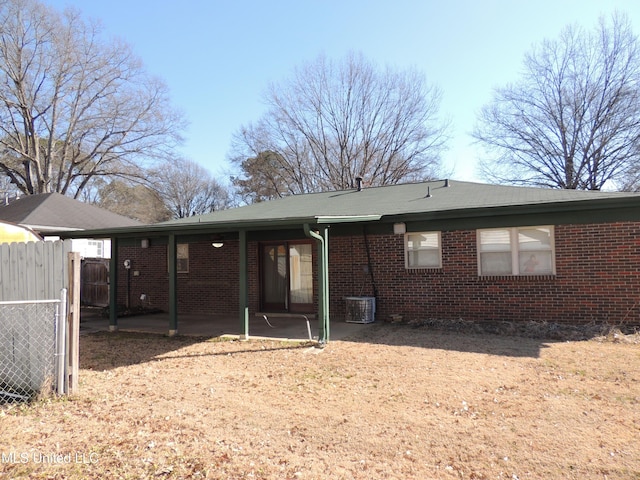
[405,232,442,269]
[478,226,555,276]
[177,244,189,273]
[168,243,189,273]
[86,240,103,258]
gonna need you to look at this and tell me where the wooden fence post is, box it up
[67,252,81,394]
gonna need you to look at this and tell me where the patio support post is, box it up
[239,229,249,340]
[322,226,330,343]
[168,233,178,336]
[108,237,118,332]
[304,224,330,345]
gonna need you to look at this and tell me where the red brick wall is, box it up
[117,222,640,325]
[117,243,169,311]
[118,240,239,314]
[329,222,640,325]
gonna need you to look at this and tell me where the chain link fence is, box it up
[0,293,67,404]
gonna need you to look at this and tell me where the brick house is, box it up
[59,180,640,341]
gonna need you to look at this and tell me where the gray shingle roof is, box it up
[164,180,640,226]
[0,193,142,232]
[50,180,640,239]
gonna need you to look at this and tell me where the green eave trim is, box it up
[390,197,640,231]
[315,215,382,224]
[52,217,320,239]
[53,214,383,239]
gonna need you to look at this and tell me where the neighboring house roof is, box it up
[0,193,142,233]
[53,180,640,238]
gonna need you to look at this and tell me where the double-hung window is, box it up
[478,226,555,276]
[405,232,442,269]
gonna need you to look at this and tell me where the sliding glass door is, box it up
[261,242,313,313]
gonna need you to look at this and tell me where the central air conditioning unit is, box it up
[344,296,376,324]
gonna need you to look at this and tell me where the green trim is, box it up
[239,230,249,339]
[109,237,118,330]
[397,202,640,232]
[51,215,380,240]
[248,229,309,242]
[316,215,381,224]
[168,234,178,333]
[330,223,393,236]
[54,217,327,239]
[304,224,330,345]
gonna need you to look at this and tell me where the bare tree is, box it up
[151,158,231,218]
[230,52,449,199]
[0,0,184,197]
[86,179,172,223]
[474,13,640,190]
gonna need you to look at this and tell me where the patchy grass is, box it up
[1,324,639,479]
[406,317,640,341]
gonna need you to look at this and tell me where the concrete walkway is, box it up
[80,308,375,342]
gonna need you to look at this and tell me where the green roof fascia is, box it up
[53,214,382,240]
[385,195,640,231]
[53,218,312,239]
[315,215,382,224]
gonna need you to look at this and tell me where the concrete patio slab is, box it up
[80,308,376,342]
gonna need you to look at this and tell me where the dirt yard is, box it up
[1,323,639,479]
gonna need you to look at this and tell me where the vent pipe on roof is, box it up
[355,177,363,191]
[444,179,450,187]
[425,186,432,198]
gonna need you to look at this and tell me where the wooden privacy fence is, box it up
[0,240,81,396]
[0,240,70,301]
[81,258,109,307]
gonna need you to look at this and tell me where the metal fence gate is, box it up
[0,289,68,403]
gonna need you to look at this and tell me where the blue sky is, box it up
[46,0,640,183]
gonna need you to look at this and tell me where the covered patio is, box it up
[62,207,382,345]
[79,308,374,341]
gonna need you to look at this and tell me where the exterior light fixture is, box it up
[393,223,406,234]
[211,234,224,248]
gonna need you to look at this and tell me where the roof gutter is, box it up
[304,224,330,346]
[302,216,379,346]
[315,215,381,224]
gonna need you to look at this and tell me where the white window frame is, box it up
[86,240,103,258]
[477,226,555,276]
[404,231,442,269]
